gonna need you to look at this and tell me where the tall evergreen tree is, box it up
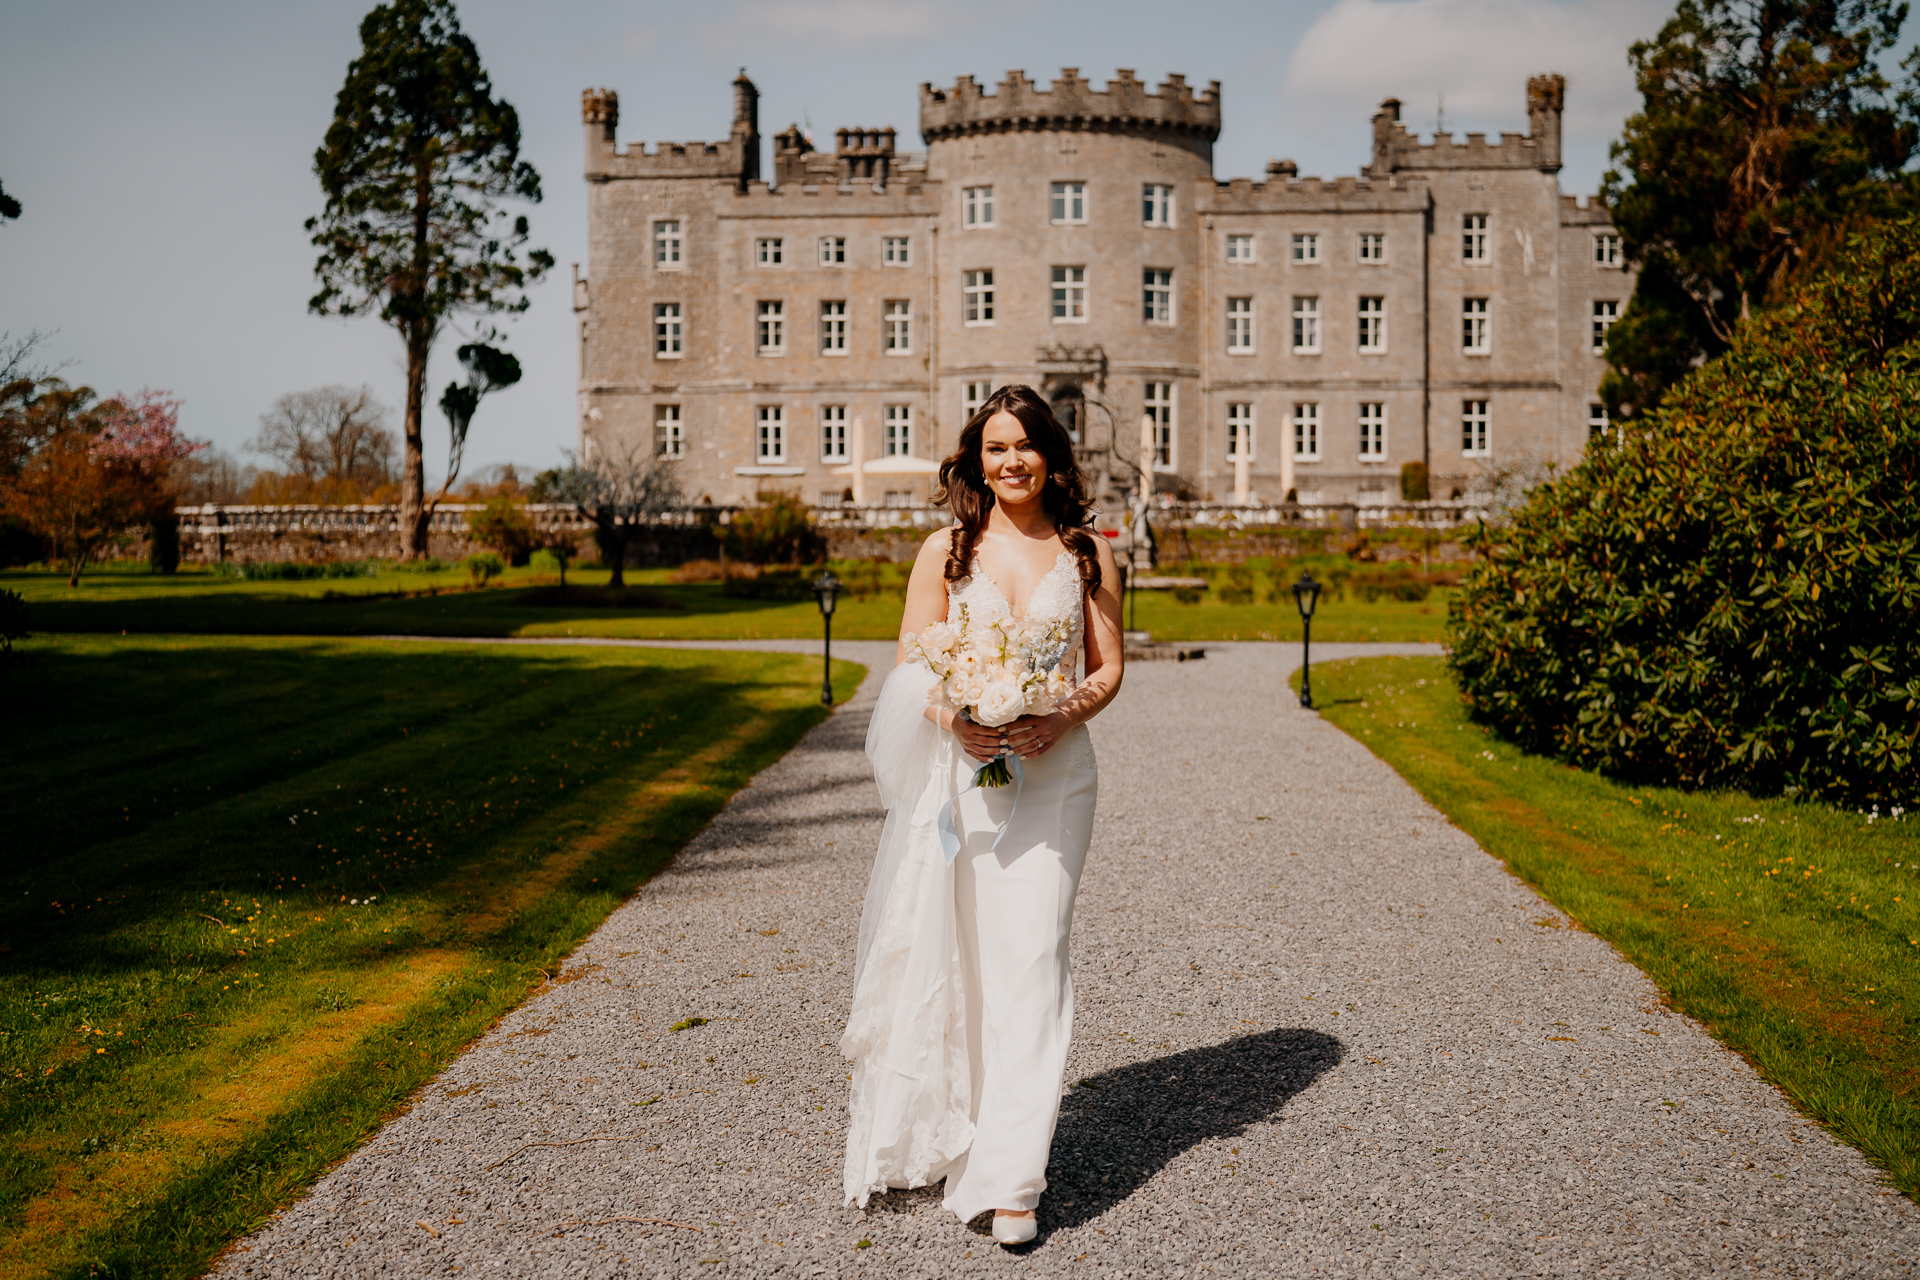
[1601,0,1919,417]
[306,0,550,556]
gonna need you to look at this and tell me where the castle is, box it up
[575,69,1631,508]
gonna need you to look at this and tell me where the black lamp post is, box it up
[811,569,842,707]
[1291,570,1322,708]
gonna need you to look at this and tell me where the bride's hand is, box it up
[1005,711,1069,759]
[951,713,1010,763]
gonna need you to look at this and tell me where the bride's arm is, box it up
[1008,536,1124,756]
[899,530,1003,757]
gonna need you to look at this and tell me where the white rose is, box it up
[919,621,957,658]
[974,680,1027,727]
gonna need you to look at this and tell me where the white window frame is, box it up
[818,236,846,267]
[819,299,847,355]
[1594,233,1622,267]
[1143,184,1175,227]
[1462,399,1490,457]
[1226,296,1254,353]
[757,300,786,355]
[1591,299,1619,354]
[1291,402,1321,461]
[1358,296,1386,353]
[653,302,683,358]
[1226,233,1255,263]
[1226,402,1254,460]
[1292,296,1321,354]
[883,299,912,353]
[653,220,682,269]
[757,404,787,463]
[755,237,785,267]
[963,380,991,422]
[1462,297,1490,354]
[1588,401,1610,440]
[655,403,683,459]
[883,404,913,457]
[962,185,995,228]
[1463,214,1489,264]
[962,269,994,325]
[1358,402,1386,459]
[1144,381,1175,469]
[1358,232,1386,263]
[1052,266,1087,323]
[1050,182,1087,224]
[1143,268,1173,325]
[1291,233,1321,264]
[820,404,848,462]
[883,235,911,266]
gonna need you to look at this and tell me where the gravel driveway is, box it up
[217,641,1919,1278]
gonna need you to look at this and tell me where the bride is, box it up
[841,384,1125,1246]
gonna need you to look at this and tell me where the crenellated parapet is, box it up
[919,68,1221,144]
[1367,74,1563,176]
[1202,172,1429,216]
[584,74,760,188]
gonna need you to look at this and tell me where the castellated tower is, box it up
[574,69,1629,513]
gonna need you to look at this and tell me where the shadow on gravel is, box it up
[1039,1027,1343,1236]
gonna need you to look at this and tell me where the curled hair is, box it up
[934,384,1103,596]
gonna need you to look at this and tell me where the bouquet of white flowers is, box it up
[905,604,1076,787]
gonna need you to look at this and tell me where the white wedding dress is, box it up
[841,552,1099,1221]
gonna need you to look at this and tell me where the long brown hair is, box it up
[935,384,1103,595]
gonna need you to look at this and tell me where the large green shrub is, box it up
[718,491,824,565]
[1447,218,1920,805]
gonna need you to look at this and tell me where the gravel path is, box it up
[218,641,1919,1278]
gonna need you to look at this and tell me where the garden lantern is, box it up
[812,570,842,706]
[1291,570,1322,708]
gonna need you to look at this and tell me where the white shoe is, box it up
[991,1213,1037,1246]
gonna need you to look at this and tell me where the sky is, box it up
[0,0,1678,482]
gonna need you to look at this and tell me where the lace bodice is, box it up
[947,550,1085,673]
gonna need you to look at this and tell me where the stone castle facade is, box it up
[575,69,1632,507]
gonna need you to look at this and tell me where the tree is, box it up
[1601,0,1920,416]
[306,0,551,557]
[0,178,19,223]
[431,341,519,509]
[548,439,680,588]
[248,385,397,500]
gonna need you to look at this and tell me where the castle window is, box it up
[1359,403,1386,459]
[1143,269,1173,324]
[963,380,991,422]
[1226,297,1254,353]
[654,220,682,269]
[820,405,848,462]
[1291,233,1320,264]
[1291,296,1320,353]
[1226,402,1254,460]
[884,300,912,353]
[1462,399,1490,456]
[884,236,911,265]
[1588,402,1610,440]
[884,404,913,457]
[1594,233,1622,267]
[757,405,787,463]
[1143,184,1174,228]
[757,300,786,354]
[1591,299,1619,353]
[655,404,683,459]
[755,237,784,267]
[1145,382,1174,468]
[1052,266,1087,322]
[818,237,847,267]
[1462,297,1489,353]
[820,300,848,354]
[962,186,994,228]
[1291,402,1321,461]
[963,270,994,324]
[1358,232,1386,263]
[1358,296,1386,352]
[1051,183,1087,224]
[1226,234,1254,263]
[1462,214,1489,263]
[653,302,683,358]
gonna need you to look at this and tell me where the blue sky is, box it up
[1,0,1680,478]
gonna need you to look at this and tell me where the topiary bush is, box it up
[463,551,505,586]
[1447,217,1920,806]
[719,491,824,565]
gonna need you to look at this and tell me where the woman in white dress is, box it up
[841,385,1125,1245]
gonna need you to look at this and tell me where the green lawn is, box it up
[7,563,1449,644]
[0,634,863,1280]
[1309,655,1920,1199]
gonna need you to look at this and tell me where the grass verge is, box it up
[1307,655,1919,1199]
[0,634,864,1279]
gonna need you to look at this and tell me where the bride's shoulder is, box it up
[916,525,957,562]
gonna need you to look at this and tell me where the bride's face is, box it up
[980,411,1049,508]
